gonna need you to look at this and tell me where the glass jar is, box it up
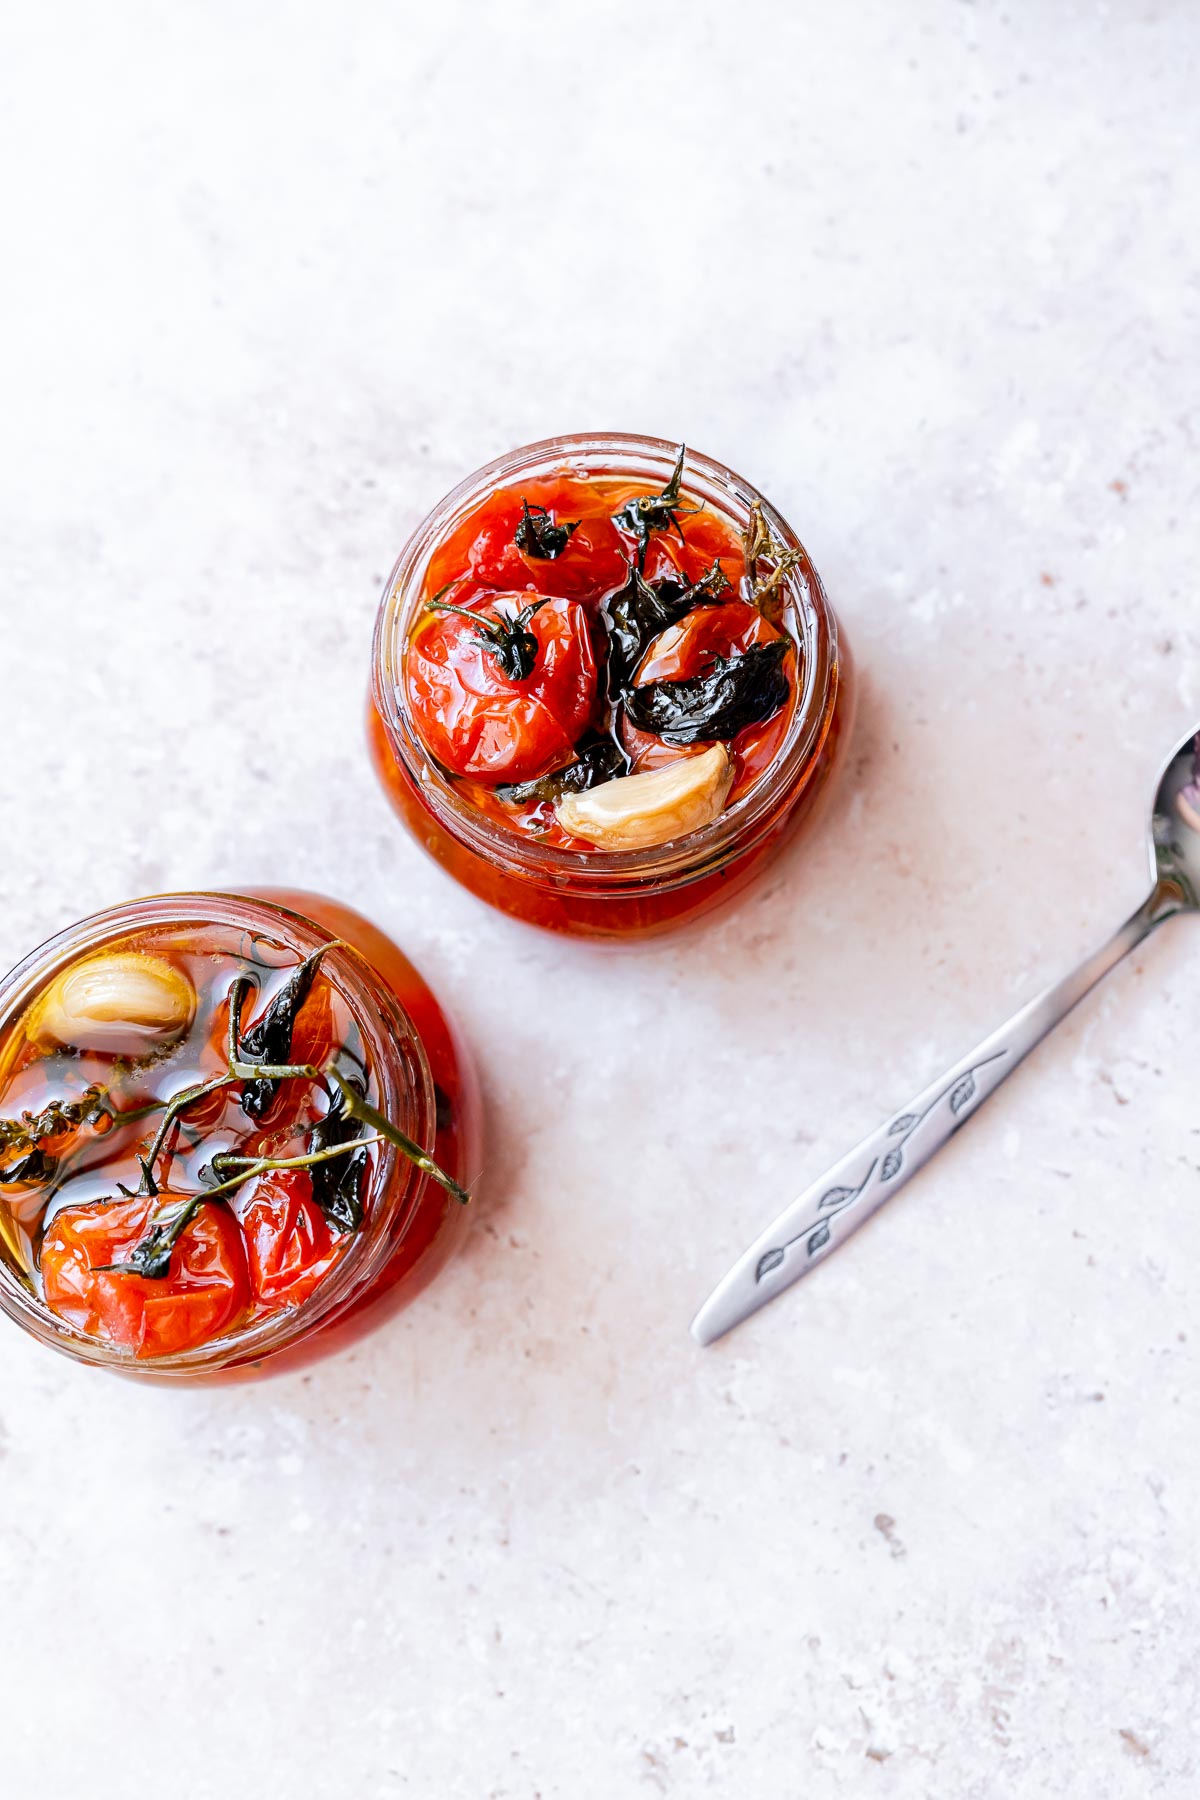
[368,431,854,939]
[0,889,482,1379]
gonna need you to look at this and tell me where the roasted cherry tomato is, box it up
[406,592,599,783]
[464,493,630,605]
[237,1167,345,1310]
[426,481,631,609]
[40,1193,249,1357]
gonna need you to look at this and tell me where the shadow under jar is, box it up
[0,890,481,1380]
[368,432,854,939]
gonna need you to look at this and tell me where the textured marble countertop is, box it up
[3,4,1199,1795]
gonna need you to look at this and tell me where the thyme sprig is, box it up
[514,499,579,560]
[742,498,803,627]
[102,1029,467,1281]
[135,1072,234,1198]
[107,1129,392,1281]
[612,444,701,570]
[0,1090,107,1153]
[429,596,548,681]
[0,1084,163,1187]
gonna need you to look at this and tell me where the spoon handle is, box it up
[691,886,1173,1346]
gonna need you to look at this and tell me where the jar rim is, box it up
[371,431,840,890]
[0,891,436,1375]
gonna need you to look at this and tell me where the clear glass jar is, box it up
[0,889,482,1380]
[368,431,854,938]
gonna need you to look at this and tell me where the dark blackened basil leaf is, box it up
[308,1077,368,1232]
[611,444,701,568]
[623,639,791,745]
[238,946,328,1119]
[514,499,579,560]
[602,558,728,697]
[494,738,628,807]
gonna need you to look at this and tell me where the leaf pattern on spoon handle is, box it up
[752,1051,1007,1284]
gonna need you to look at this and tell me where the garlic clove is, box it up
[32,952,197,1056]
[555,743,734,850]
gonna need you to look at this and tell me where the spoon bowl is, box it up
[1150,726,1200,907]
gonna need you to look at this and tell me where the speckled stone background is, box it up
[3,3,1199,1795]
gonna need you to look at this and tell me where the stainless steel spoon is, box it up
[691,721,1200,1347]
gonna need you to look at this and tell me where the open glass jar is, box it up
[368,431,853,939]
[0,889,481,1380]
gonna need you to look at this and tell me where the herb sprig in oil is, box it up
[100,942,469,1281]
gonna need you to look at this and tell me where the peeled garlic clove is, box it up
[33,952,197,1056]
[556,743,734,850]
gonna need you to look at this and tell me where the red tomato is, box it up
[464,495,629,604]
[406,593,599,782]
[669,508,747,588]
[41,1193,249,1357]
[237,1168,345,1310]
[426,483,629,610]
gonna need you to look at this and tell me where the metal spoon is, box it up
[691,721,1200,1347]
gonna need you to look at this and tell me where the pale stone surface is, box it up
[2,3,1199,1795]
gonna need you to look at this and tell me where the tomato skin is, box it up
[464,496,630,605]
[237,1168,345,1311]
[634,599,778,683]
[426,482,631,610]
[406,593,599,782]
[40,1194,250,1358]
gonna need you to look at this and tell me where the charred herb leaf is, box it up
[0,1086,110,1152]
[494,738,628,807]
[307,1076,368,1233]
[0,1085,114,1188]
[514,499,579,560]
[742,498,803,628]
[0,1147,56,1185]
[429,597,547,681]
[623,639,791,744]
[238,947,328,1119]
[603,558,728,697]
[105,936,473,1281]
[612,444,701,569]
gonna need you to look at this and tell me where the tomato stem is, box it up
[137,1073,236,1196]
[204,1132,387,1194]
[611,443,701,571]
[428,597,547,682]
[514,498,579,560]
[326,1067,471,1206]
